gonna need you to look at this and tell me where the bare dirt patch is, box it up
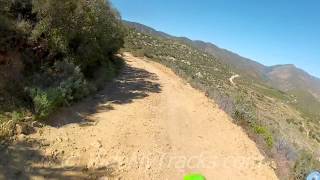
[0,53,277,179]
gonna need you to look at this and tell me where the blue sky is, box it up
[111,0,320,78]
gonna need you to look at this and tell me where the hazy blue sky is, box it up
[111,0,320,78]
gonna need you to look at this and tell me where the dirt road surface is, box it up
[229,74,240,86]
[0,53,278,180]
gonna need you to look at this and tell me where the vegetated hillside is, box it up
[124,21,320,119]
[267,64,319,93]
[0,0,124,139]
[179,38,268,80]
[124,24,320,179]
[188,41,320,117]
[266,64,320,116]
[123,21,267,80]
[123,20,174,39]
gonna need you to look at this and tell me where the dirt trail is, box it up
[0,53,278,179]
[229,74,240,86]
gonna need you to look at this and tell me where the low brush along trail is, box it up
[0,53,278,180]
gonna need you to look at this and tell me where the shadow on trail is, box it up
[45,62,162,127]
[0,139,117,180]
[0,61,161,179]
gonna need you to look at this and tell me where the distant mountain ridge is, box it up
[123,20,267,79]
[124,20,320,113]
[123,21,174,39]
[267,64,320,100]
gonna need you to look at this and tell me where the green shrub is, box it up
[32,0,125,76]
[11,111,25,122]
[27,60,92,119]
[231,94,274,148]
[0,0,125,140]
[54,60,90,103]
[28,87,64,120]
[252,124,274,148]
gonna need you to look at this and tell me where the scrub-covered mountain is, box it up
[266,64,320,116]
[189,39,320,118]
[124,20,320,118]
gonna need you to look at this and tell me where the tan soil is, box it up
[0,53,278,180]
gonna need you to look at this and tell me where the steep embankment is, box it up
[0,53,277,179]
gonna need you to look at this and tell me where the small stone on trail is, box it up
[56,137,63,142]
[15,124,24,135]
[17,134,26,141]
[270,161,277,170]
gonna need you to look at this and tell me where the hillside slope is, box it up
[0,53,277,179]
[124,21,320,117]
[122,21,267,80]
[267,64,320,115]
[124,25,320,179]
